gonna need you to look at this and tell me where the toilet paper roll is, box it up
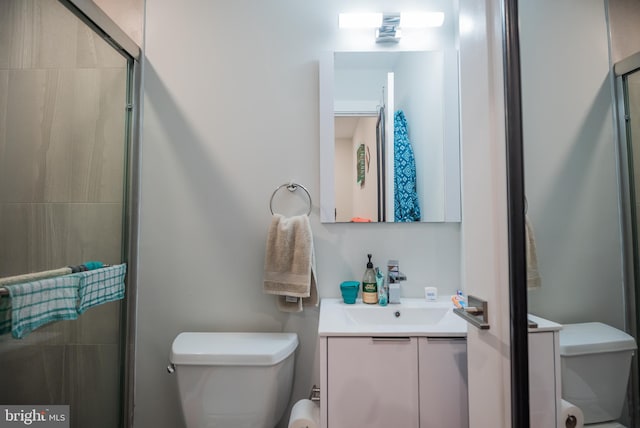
[288,399,320,428]
[560,399,584,428]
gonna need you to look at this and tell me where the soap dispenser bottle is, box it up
[362,254,378,304]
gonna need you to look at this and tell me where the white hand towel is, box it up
[263,214,318,312]
[526,214,541,289]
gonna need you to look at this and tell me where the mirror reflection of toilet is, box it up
[169,332,298,428]
[559,322,637,428]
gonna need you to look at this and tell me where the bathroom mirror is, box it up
[319,50,461,223]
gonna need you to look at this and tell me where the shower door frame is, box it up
[614,50,640,427]
[56,1,141,427]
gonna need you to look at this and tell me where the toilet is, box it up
[170,332,298,428]
[559,322,637,427]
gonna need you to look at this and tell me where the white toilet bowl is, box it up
[170,332,298,428]
[559,322,636,427]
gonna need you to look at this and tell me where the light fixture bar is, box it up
[338,13,383,29]
[400,12,445,28]
[339,12,444,29]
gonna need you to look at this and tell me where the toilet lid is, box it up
[559,322,637,356]
[170,332,299,366]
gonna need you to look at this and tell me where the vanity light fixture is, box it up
[338,12,383,29]
[400,11,445,28]
[338,12,445,29]
[376,13,402,43]
[339,11,444,43]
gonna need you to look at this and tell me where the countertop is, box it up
[318,297,468,337]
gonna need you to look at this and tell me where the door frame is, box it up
[57,2,141,427]
[502,0,531,426]
[459,0,530,426]
[613,51,640,428]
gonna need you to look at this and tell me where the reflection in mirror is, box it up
[334,115,382,222]
[320,50,461,223]
[520,1,640,427]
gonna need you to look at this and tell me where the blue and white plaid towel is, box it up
[75,264,126,314]
[7,276,81,339]
[0,295,11,335]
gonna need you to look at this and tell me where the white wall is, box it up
[521,0,625,328]
[334,67,386,113]
[137,1,461,427]
[395,51,445,221]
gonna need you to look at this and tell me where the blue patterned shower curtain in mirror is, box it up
[0,1,132,427]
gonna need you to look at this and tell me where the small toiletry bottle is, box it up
[376,268,387,306]
[456,289,467,308]
[362,254,378,304]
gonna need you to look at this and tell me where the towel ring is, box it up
[269,182,312,216]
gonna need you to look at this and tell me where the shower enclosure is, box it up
[0,1,139,427]
[617,51,640,426]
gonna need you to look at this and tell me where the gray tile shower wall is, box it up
[0,68,126,203]
[0,203,122,276]
[0,0,125,69]
[0,1,128,427]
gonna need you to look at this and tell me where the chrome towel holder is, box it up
[269,182,312,216]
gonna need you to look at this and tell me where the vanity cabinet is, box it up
[321,336,468,428]
[418,337,468,427]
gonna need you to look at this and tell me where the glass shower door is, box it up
[0,1,133,427]
[622,65,640,427]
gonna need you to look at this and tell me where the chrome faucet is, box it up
[387,260,406,304]
[388,271,407,283]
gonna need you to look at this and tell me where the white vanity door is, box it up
[418,337,469,428]
[326,337,419,428]
[528,331,559,428]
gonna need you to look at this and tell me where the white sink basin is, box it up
[345,305,449,325]
[318,298,467,337]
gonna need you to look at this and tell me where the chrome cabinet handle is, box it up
[426,337,467,342]
[453,295,490,330]
[371,337,412,342]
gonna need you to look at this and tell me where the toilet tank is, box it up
[170,332,298,428]
[559,322,637,424]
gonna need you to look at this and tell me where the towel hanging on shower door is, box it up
[393,110,421,222]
